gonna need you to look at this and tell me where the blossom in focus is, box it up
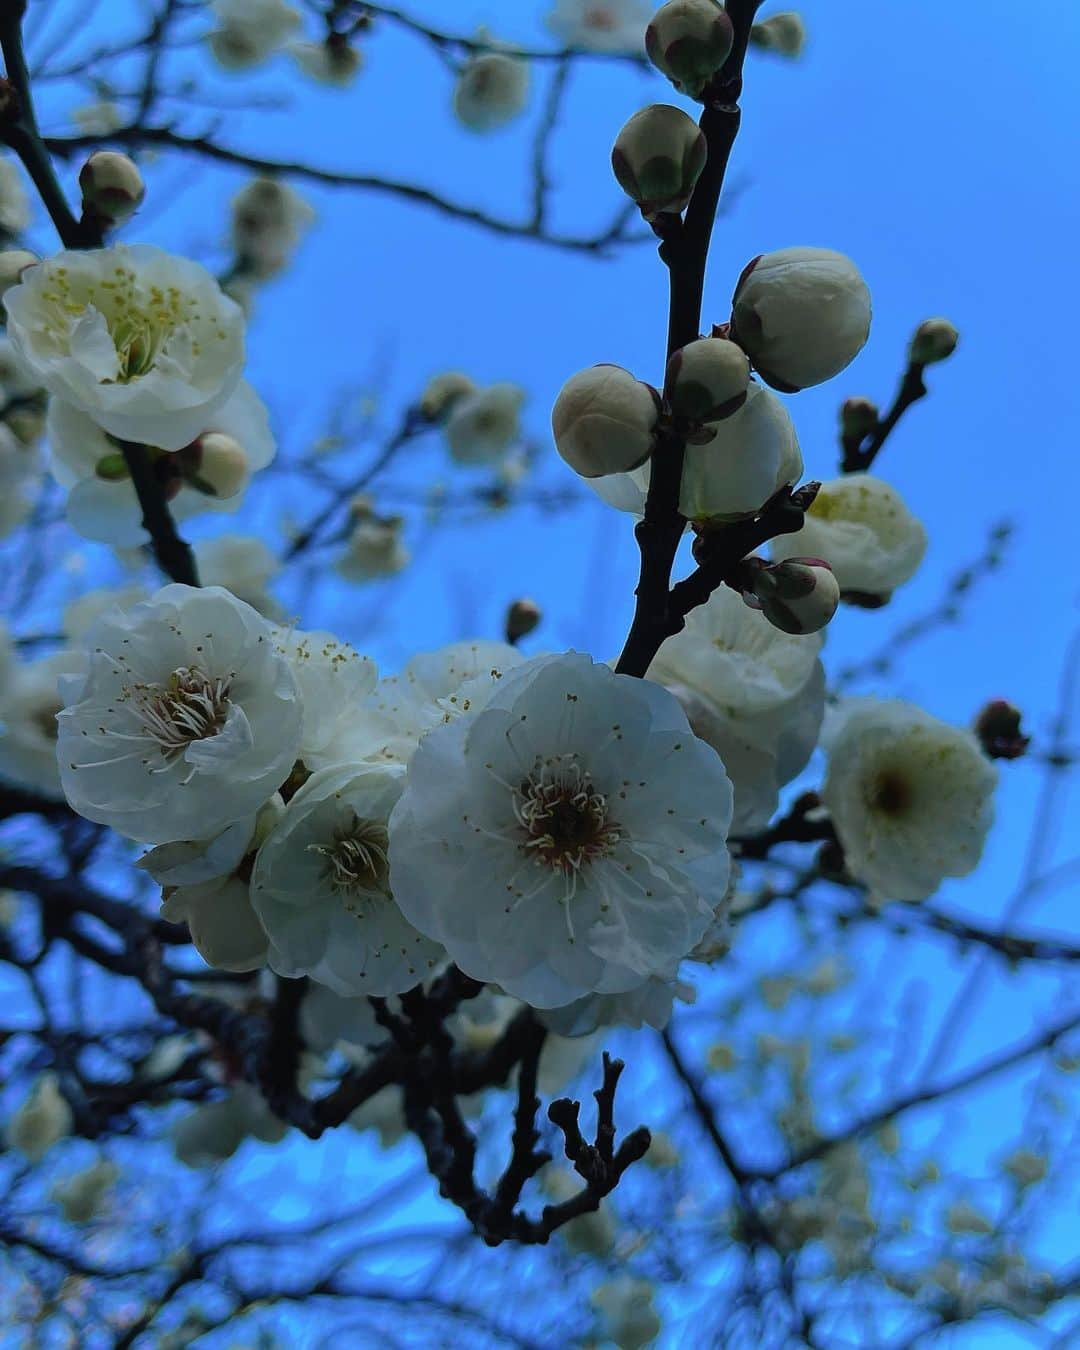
[47,381,274,546]
[388,652,733,1008]
[0,649,88,799]
[271,626,378,771]
[58,585,302,843]
[252,761,445,996]
[552,364,658,478]
[771,473,927,599]
[648,584,824,833]
[6,245,246,451]
[453,52,529,132]
[51,1157,121,1224]
[6,1073,73,1162]
[444,381,526,464]
[0,156,30,235]
[207,0,301,71]
[730,247,871,391]
[822,698,997,902]
[591,1277,662,1349]
[196,533,283,617]
[547,0,654,52]
[230,178,315,278]
[666,335,750,421]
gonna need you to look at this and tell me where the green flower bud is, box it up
[909,317,959,366]
[611,104,707,221]
[645,0,734,99]
[744,556,840,634]
[667,336,750,421]
[78,151,146,228]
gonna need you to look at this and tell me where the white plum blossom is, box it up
[334,509,410,582]
[47,380,274,546]
[51,1157,120,1224]
[647,584,825,833]
[251,762,445,996]
[230,178,315,278]
[300,981,383,1053]
[63,585,148,640]
[0,649,88,799]
[6,1072,73,1162]
[547,0,654,52]
[750,12,807,57]
[172,1083,286,1167]
[730,247,871,391]
[453,53,529,133]
[590,381,802,523]
[58,585,302,844]
[771,473,928,599]
[208,0,301,71]
[196,533,282,617]
[388,652,734,1008]
[161,876,270,972]
[591,1278,662,1349]
[270,627,379,770]
[6,244,246,451]
[539,973,684,1037]
[444,382,526,464]
[0,421,40,537]
[822,698,997,902]
[0,156,30,235]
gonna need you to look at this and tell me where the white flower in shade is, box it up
[291,37,363,87]
[230,178,315,279]
[539,973,682,1037]
[647,584,824,833]
[196,534,282,617]
[63,585,148,640]
[58,585,302,844]
[51,1157,120,1224]
[6,1073,73,1162]
[172,1083,286,1167]
[71,101,123,136]
[730,247,871,392]
[453,53,529,132]
[388,652,733,1008]
[161,876,270,972]
[444,382,526,464]
[0,157,30,235]
[251,762,445,996]
[0,649,88,799]
[822,698,997,902]
[590,382,801,523]
[208,0,301,70]
[771,473,927,599]
[48,380,274,546]
[270,627,378,771]
[591,1278,662,1350]
[6,245,246,451]
[334,511,409,582]
[547,0,653,52]
[0,422,40,537]
[300,981,383,1053]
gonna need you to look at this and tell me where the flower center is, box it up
[514,757,620,875]
[127,667,230,759]
[868,768,912,817]
[309,812,390,899]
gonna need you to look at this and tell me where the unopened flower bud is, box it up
[667,336,750,421]
[973,699,1030,760]
[453,53,529,133]
[744,556,839,635]
[909,317,958,366]
[731,247,871,391]
[78,151,145,228]
[552,364,659,478]
[0,248,37,296]
[611,104,707,221]
[420,371,477,421]
[750,12,806,57]
[188,432,249,499]
[841,396,879,440]
[645,0,734,98]
[505,597,542,643]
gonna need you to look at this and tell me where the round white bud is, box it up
[0,248,38,296]
[188,432,250,499]
[453,53,529,133]
[909,317,959,365]
[667,336,750,421]
[551,364,659,478]
[645,0,734,98]
[611,104,707,220]
[744,556,840,635]
[731,246,872,391]
[78,151,146,228]
[750,12,807,57]
[420,371,477,421]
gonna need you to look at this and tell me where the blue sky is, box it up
[9,1,1080,1344]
